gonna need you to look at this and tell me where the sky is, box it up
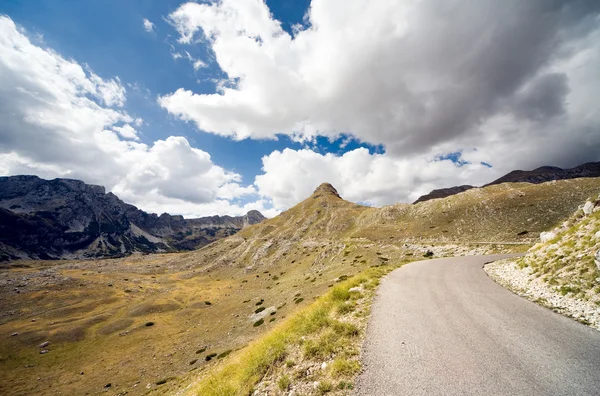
[0,0,599,218]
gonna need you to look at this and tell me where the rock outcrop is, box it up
[413,185,474,204]
[0,176,265,260]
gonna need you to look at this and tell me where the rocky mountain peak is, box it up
[0,175,267,260]
[243,210,267,227]
[312,183,341,199]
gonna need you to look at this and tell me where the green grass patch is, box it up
[330,357,360,377]
[189,263,405,396]
[277,374,291,391]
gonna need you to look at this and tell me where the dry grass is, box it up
[185,264,400,396]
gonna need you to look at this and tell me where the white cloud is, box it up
[160,0,600,170]
[112,124,139,140]
[255,148,499,210]
[143,18,155,33]
[193,59,207,70]
[0,16,261,218]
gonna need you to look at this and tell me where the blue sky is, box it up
[0,1,598,217]
[1,0,381,185]
[2,0,312,182]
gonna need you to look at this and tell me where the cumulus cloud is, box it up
[0,16,260,218]
[161,0,600,173]
[143,18,154,33]
[112,124,139,140]
[255,148,499,210]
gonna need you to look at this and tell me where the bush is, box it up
[205,353,217,361]
[317,381,333,394]
[253,319,265,327]
[277,374,291,391]
[330,358,360,377]
[217,350,233,359]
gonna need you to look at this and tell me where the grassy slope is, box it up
[177,265,400,396]
[2,179,600,395]
[516,195,600,301]
[356,178,600,243]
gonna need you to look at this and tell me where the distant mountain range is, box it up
[414,161,600,204]
[0,176,265,260]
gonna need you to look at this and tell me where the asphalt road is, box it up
[355,255,600,396]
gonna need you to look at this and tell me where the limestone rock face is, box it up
[0,175,265,260]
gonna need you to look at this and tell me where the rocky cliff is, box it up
[0,176,265,260]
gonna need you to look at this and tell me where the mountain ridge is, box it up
[0,175,265,260]
[413,161,600,203]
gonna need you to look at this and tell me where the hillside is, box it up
[486,193,600,328]
[414,161,600,203]
[0,183,408,396]
[2,179,600,395]
[0,176,265,260]
[358,178,600,243]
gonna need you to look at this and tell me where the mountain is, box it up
[2,179,600,396]
[0,175,265,260]
[181,177,600,274]
[413,161,600,203]
[413,185,474,204]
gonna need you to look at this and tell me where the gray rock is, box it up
[540,231,556,243]
[595,251,600,272]
[583,201,594,215]
[39,341,49,348]
[40,350,49,354]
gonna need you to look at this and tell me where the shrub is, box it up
[255,307,266,314]
[330,358,360,377]
[317,381,333,394]
[277,375,291,391]
[217,350,233,359]
[205,353,217,361]
[253,319,265,327]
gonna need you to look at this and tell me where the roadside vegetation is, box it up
[486,194,600,329]
[184,264,404,396]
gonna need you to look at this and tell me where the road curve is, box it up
[355,255,600,396]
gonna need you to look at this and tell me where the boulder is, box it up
[540,231,556,243]
[583,201,594,215]
[595,250,600,272]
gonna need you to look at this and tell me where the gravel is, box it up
[485,258,600,330]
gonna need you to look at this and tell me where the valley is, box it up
[0,177,599,395]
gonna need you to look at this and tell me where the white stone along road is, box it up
[355,255,600,396]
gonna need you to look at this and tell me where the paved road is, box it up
[355,255,600,396]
